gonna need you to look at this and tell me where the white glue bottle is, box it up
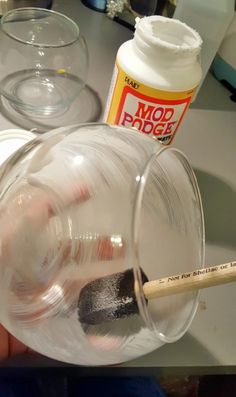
[104,16,202,144]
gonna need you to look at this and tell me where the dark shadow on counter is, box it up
[0,84,102,133]
[125,333,220,367]
[194,168,236,249]
[190,72,235,112]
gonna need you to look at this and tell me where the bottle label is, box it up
[104,62,198,144]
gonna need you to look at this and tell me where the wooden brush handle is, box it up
[143,261,236,300]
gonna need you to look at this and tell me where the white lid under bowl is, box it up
[0,129,36,166]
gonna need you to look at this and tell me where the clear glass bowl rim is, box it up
[0,7,81,48]
[131,139,205,344]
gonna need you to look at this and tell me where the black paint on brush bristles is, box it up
[78,269,148,325]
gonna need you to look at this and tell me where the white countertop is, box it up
[0,0,235,370]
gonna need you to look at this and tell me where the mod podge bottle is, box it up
[104,16,202,144]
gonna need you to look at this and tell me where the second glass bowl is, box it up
[0,8,88,116]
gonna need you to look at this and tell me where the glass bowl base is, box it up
[0,69,84,116]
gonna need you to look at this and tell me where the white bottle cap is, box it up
[0,129,36,166]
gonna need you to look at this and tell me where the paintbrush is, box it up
[78,261,236,325]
